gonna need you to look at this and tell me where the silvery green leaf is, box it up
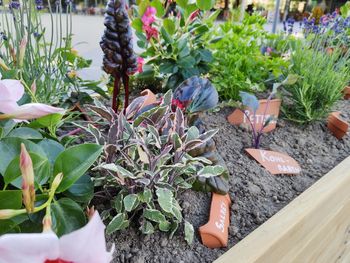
[184,221,194,244]
[159,220,171,232]
[161,90,173,106]
[198,165,226,178]
[97,163,137,179]
[141,220,154,234]
[112,193,124,213]
[106,213,129,234]
[156,188,174,213]
[239,91,259,113]
[139,189,152,203]
[185,126,200,142]
[171,199,182,221]
[123,194,140,212]
[143,209,166,223]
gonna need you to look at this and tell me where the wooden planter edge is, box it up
[215,156,350,263]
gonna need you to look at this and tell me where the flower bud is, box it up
[42,213,52,232]
[19,35,27,68]
[0,57,10,71]
[67,70,78,79]
[31,80,37,95]
[20,143,35,213]
[0,209,24,219]
[86,206,95,220]
[51,173,63,192]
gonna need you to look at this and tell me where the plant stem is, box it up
[112,76,121,113]
[122,74,130,113]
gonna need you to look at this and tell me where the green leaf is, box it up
[7,127,43,140]
[198,165,226,178]
[0,120,16,138]
[37,139,65,165]
[159,220,171,232]
[51,198,87,237]
[160,27,174,44]
[171,199,183,221]
[184,220,194,244]
[138,0,150,16]
[140,220,154,234]
[159,61,178,74]
[63,174,94,203]
[54,144,103,192]
[156,188,173,213]
[178,56,196,69]
[177,0,188,9]
[29,113,63,129]
[97,163,137,179]
[139,189,152,203]
[106,213,129,234]
[0,190,22,209]
[150,0,164,17]
[196,0,215,10]
[4,153,50,188]
[112,193,124,213]
[123,194,140,212]
[0,137,46,176]
[163,18,176,35]
[131,18,143,33]
[143,209,166,223]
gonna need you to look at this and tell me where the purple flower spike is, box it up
[9,1,20,9]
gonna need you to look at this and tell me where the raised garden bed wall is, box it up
[215,156,350,263]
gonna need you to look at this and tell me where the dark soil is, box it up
[106,100,350,263]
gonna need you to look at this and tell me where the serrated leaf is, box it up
[184,221,194,244]
[123,194,140,212]
[156,188,173,213]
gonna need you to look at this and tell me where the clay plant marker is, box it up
[199,193,231,248]
[327,112,349,139]
[343,86,350,100]
[227,99,281,133]
[245,148,301,175]
[140,89,157,108]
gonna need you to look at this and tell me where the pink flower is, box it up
[0,79,65,122]
[141,7,156,26]
[0,212,113,263]
[137,57,144,73]
[142,25,159,41]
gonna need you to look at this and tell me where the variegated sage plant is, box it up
[85,90,225,243]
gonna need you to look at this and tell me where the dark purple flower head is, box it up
[9,1,20,9]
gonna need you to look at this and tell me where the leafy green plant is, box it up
[210,14,289,100]
[0,0,106,105]
[85,90,224,243]
[282,44,350,123]
[0,119,102,235]
[132,0,219,90]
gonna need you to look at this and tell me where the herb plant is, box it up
[86,90,225,242]
[210,14,289,100]
[282,43,349,123]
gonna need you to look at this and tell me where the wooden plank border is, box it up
[215,156,350,263]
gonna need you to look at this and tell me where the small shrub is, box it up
[282,44,349,123]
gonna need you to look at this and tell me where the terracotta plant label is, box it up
[199,193,231,248]
[343,86,350,100]
[140,89,157,108]
[245,148,301,175]
[327,112,349,139]
[227,99,281,133]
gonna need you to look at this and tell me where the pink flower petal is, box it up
[0,103,65,121]
[59,212,113,263]
[0,101,20,114]
[0,232,59,263]
[0,79,25,102]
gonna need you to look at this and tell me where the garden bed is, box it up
[106,99,350,263]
